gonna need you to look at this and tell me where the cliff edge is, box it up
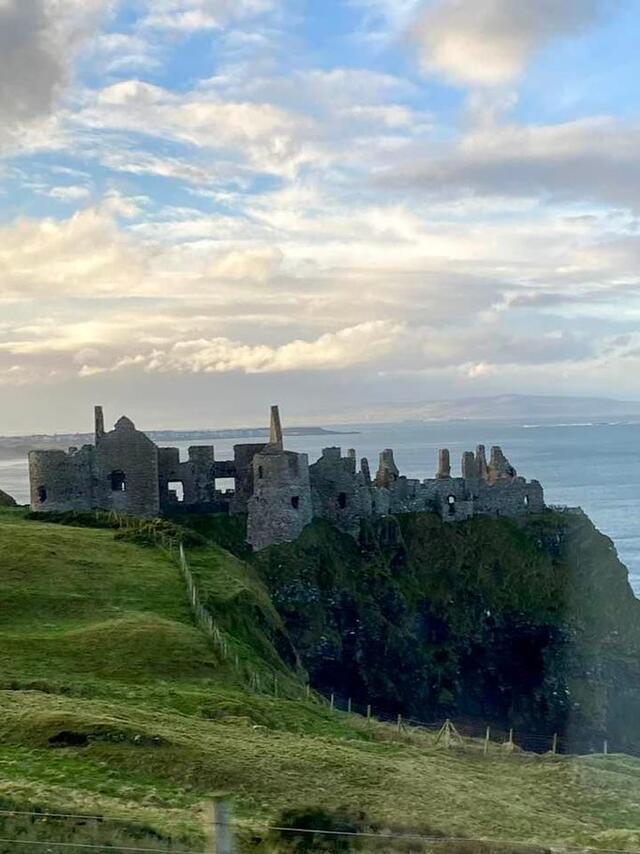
[253,509,640,748]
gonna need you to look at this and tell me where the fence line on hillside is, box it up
[149,524,308,701]
[154,531,233,667]
[100,511,629,761]
[9,806,640,854]
[101,511,237,674]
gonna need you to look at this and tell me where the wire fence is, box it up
[5,811,640,854]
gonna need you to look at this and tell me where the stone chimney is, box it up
[437,448,451,479]
[269,405,284,450]
[462,451,478,481]
[94,405,105,443]
[375,449,399,488]
[476,445,489,480]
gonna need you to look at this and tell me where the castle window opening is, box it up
[258,466,264,479]
[216,477,236,496]
[110,470,127,492]
[338,492,348,509]
[168,481,184,503]
[37,486,47,503]
[447,495,456,515]
[524,495,530,507]
[291,496,300,510]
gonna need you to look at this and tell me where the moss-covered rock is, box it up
[254,510,640,748]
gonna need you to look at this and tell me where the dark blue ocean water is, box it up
[4,419,640,593]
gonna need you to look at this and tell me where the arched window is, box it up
[110,470,127,492]
[258,466,264,479]
[338,492,347,509]
[524,495,530,507]
[291,496,300,510]
[37,486,47,503]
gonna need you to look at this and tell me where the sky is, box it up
[1,0,640,433]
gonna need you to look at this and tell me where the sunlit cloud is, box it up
[411,0,614,86]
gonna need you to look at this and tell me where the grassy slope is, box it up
[2,508,640,851]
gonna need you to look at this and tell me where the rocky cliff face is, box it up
[254,510,640,749]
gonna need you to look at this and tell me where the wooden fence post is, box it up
[397,713,402,732]
[604,739,609,755]
[552,733,558,755]
[213,800,235,854]
[305,683,310,700]
[366,704,372,724]
[484,726,491,755]
[347,697,352,714]
[330,693,335,711]
[508,728,514,746]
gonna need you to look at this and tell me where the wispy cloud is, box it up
[138,0,275,32]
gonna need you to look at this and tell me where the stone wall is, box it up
[158,445,216,511]
[93,417,160,517]
[475,478,545,517]
[309,448,364,537]
[29,412,160,517]
[231,442,267,515]
[29,446,94,513]
[247,448,313,551]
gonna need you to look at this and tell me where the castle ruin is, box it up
[29,405,545,550]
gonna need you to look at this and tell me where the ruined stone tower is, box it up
[246,406,313,551]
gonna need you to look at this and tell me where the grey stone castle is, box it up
[29,405,545,551]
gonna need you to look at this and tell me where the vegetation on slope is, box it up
[253,511,640,748]
[2,507,640,852]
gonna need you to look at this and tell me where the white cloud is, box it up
[412,0,612,86]
[0,207,151,298]
[138,0,274,32]
[47,185,92,202]
[208,248,284,281]
[137,321,404,374]
[77,80,319,178]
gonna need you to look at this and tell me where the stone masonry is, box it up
[29,406,265,518]
[28,403,546,550]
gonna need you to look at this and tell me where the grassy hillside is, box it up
[2,507,640,852]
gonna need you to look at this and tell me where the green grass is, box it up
[2,507,640,852]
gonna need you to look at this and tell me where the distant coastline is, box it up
[0,426,359,461]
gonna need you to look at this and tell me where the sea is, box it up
[3,419,640,594]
